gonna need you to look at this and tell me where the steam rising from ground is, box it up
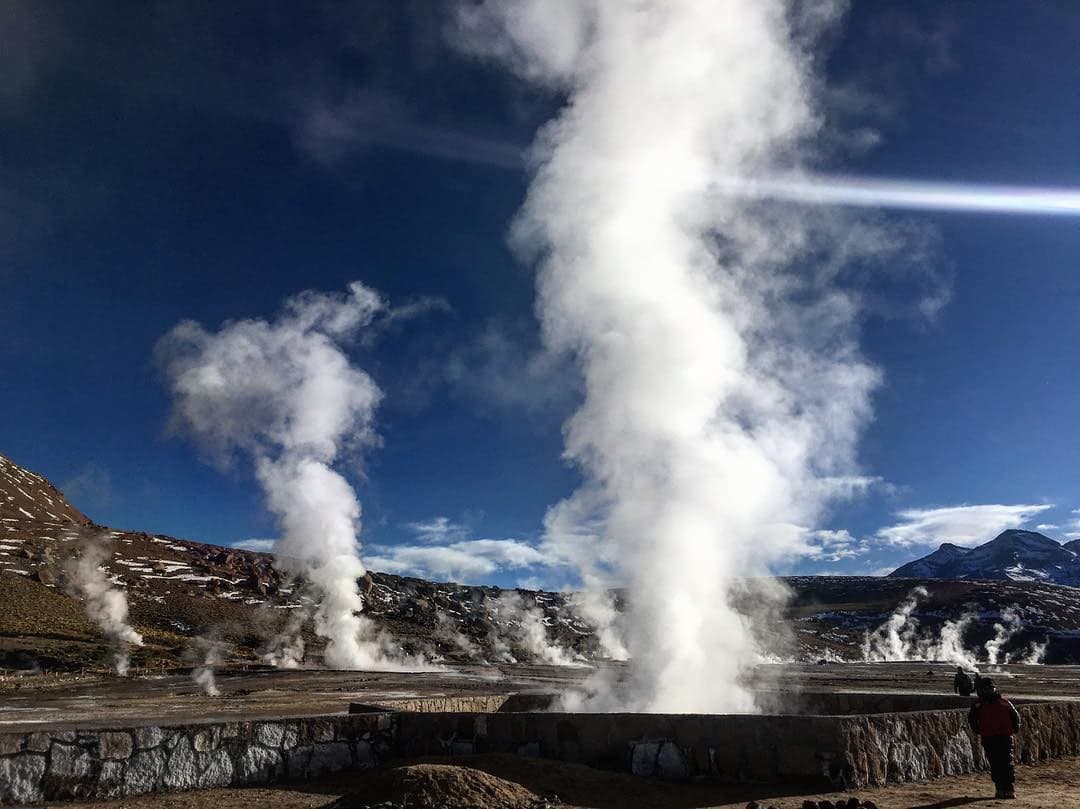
[187,634,231,697]
[63,537,143,676]
[863,588,1043,667]
[457,1,894,712]
[492,592,583,666]
[157,282,416,670]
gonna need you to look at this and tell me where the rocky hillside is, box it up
[3,451,1080,673]
[0,452,600,673]
[889,529,1080,585]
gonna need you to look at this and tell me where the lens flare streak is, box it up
[715,175,1080,216]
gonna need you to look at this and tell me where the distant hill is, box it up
[0,453,90,526]
[889,529,1080,585]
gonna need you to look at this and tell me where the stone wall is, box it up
[0,714,395,804]
[394,710,848,783]
[3,699,1079,802]
[835,701,1080,787]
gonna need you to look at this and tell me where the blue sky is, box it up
[3,2,1080,586]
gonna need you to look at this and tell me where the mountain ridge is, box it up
[889,528,1080,585]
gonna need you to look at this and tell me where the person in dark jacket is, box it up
[954,666,974,696]
[968,677,1021,799]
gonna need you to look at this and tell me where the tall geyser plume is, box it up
[157,282,394,669]
[63,536,144,676]
[457,2,884,711]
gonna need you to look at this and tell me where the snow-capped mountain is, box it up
[890,529,1080,585]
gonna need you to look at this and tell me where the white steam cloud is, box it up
[985,607,1021,667]
[63,537,144,676]
[492,592,581,666]
[457,0,898,712]
[157,282,410,670]
[862,589,1043,667]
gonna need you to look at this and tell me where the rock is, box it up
[355,739,374,768]
[630,741,660,777]
[746,802,762,809]
[97,761,126,799]
[0,754,46,803]
[0,733,24,755]
[236,745,281,782]
[286,745,313,779]
[843,799,860,809]
[309,742,352,775]
[281,723,300,750]
[47,743,93,797]
[255,722,284,748]
[34,566,56,586]
[859,803,879,809]
[134,726,166,750]
[162,735,197,790]
[656,742,690,780]
[197,748,234,788]
[99,731,134,760]
[803,802,819,809]
[818,801,836,809]
[125,749,166,794]
[193,726,221,752]
[25,732,50,753]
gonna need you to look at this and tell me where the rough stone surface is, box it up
[125,749,166,795]
[97,760,126,800]
[236,744,281,783]
[656,742,690,780]
[134,726,166,750]
[99,731,134,760]
[197,748,234,789]
[0,754,46,803]
[47,743,94,797]
[310,741,352,775]
[163,735,198,790]
[193,726,220,753]
[254,723,284,749]
[26,732,51,753]
[0,733,24,755]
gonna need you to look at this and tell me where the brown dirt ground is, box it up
[40,754,1080,809]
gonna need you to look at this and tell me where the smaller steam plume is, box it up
[433,611,481,661]
[985,607,1021,666]
[257,604,308,669]
[863,588,1045,667]
[569,589,628,661]
[492,592,581,666]
[63,536,143,675]
[1020,640,1048,665]
[186,633,231,697]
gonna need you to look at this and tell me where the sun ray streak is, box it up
[713,175,1080,216]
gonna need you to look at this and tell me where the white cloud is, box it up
[364,538,545,584]
[1036,523,1060,531]
[876,503,1053,548]
[232,538,276,553]
[404,516,467,544]
[801,529,870,562]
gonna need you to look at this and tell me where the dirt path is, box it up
[41,756,1079,809]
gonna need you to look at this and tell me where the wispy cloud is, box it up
[232,538,276,554]
[875,503,1053,548]
[363,515,547,584]
[364,538,544,584]
[801,528,871,562]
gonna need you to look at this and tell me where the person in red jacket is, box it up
[967,677,1022,799]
